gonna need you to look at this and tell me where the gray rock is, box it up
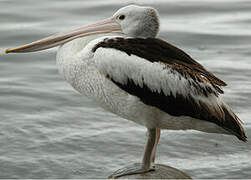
[115,164,191,179]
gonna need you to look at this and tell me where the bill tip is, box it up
[5,49,9,54]
[0,49,7,56]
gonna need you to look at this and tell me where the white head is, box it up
[5,5,160,53]
[113,5,159,38]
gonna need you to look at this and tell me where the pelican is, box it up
[5,5,247,178]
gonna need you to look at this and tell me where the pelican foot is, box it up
[107,163,155,179]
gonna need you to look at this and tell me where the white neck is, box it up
[56,34,104,82]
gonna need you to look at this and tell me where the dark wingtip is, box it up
[220,104,247,143]
[239,133,248,142]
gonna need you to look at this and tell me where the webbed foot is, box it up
[107,163,155,179]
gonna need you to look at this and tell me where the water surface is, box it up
[0,0,251,178]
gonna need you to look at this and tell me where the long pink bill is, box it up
[5,17,122,54]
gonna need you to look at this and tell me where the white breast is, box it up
[55,35,161,127]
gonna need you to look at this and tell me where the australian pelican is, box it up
[5,5,247,178]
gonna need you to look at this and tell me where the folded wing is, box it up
[92,37,247,141]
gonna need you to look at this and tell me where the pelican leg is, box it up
[107,128,156,179]
[151,128,161,165]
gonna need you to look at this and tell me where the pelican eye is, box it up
[118,15,125,20]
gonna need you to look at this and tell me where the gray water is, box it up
[0,0,251,178]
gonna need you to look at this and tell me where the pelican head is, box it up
[5,5,160,54]
[113,5,159,38]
